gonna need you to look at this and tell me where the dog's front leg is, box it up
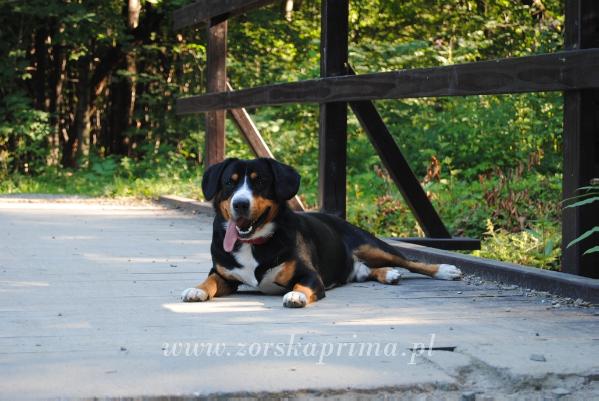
[181,270,238,302]
[283,270,325,308]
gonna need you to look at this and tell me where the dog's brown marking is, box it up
[231,173,239,182]
[196,272,236,299]
[274,260,296,287]
[401,261,440,277]
[215,264,237,282]
[219,198,231,220]
[369,267,400,284]
[252,196,279,226]
[354,244,440,277]
[353,245,402,267]
[292,284,317,304]
[250,171,258,179]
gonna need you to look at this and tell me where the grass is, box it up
[1,166,203,199]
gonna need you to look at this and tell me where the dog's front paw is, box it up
[283,291,307,308]
[434,264,462,280]
[181,287,209,302]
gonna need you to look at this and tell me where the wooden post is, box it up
[562,0,599,278]
[318,0,348,217]
[205,16,227,168]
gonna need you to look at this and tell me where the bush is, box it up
[0,93,51,176]
[473,219,561,270]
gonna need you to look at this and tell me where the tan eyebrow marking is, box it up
[250,172,258,179]
[231,173,239,181]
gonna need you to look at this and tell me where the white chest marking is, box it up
[258,263,287,295]
[229,244,286,294]
[230,243,259,287]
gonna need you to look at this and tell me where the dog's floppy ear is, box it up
[202,158,238,201]
[263,158,300,200]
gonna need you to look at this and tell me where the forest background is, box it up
[0,0,567,268]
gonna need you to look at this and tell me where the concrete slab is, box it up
[0,197,597,400]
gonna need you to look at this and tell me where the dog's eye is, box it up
[225,174,239,187]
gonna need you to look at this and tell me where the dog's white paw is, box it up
[384,269,402,284]
[181,287,208,302]
[283,291,307,308]
[434,264,463,280]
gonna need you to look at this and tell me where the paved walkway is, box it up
[0,197,597,400]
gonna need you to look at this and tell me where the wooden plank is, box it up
[388,237,480,251]
[172,0,275,30]
[562,0,599,278]
[176,49,599,114]
[318,0,348,217]
[347,67,451,238]
[388,241,599,304]
[204,16,227,167]
[226,82,305,211]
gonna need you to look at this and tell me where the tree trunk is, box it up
[105,0,141,156]
[62,56,91,167]
[49,43,66,166]
[107,72,130,155]
[125,0,141,155]
[33,27,48,111]
[75,57,91,162]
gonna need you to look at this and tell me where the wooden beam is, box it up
[562,0,599,278]
[204,16,227,167]
[388,241,599,304]
[176,49,599,114]
[348,67,451,238]
[388,237,480,251]
[226,82,306,211]
[318,0,349,217]
[173,0,275,30]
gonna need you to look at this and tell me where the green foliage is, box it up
[473,219,561,270]
[563,185,599,255]
[0,93,51,176]
[0,149,202,199]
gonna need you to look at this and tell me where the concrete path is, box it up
[0,197,597,401]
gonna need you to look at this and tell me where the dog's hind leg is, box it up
[351,260,402,284]
[352,243,462,280]
[368,267,403,284]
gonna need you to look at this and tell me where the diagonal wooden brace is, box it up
[347,67,450,238]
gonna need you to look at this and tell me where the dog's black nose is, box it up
[232,199,250,214]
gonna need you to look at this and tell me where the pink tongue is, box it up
[223,220,239,252]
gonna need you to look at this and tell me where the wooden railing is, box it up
[173,0,599,277]
[177,49,599,113]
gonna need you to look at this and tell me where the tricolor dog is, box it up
[182,158,462,308]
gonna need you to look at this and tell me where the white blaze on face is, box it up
[230,176,252,219]
[223,175,256,252]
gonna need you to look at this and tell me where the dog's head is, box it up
[202,158,300,249]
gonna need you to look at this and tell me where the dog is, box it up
[181,158,462,308]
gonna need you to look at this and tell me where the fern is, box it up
[564,185,599,256]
